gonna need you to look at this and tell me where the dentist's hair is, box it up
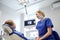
[36,10,45,17]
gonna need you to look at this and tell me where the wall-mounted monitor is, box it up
[24,19,35,26]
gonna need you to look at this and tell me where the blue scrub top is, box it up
[36,18,55,40]
[12,30,28,40]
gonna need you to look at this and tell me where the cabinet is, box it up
[24,26,38,40]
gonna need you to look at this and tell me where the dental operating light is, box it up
[17,0,29,14]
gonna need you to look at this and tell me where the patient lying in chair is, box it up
[3,20,28,40]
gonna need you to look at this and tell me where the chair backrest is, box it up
[52,31,60,40]
[2,24,12,34]
[9,34,23,40]
[2,24,23,40]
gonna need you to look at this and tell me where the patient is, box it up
[3,20,28,40]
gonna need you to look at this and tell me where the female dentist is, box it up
[36,10,55,40]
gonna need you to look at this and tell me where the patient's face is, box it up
[12,24,16,29]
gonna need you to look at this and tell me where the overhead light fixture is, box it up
[18,0,29,5]
[17,0,29,14]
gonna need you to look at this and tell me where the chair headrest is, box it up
[2,24,12,34]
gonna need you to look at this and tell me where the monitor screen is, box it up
[24,19,35,26]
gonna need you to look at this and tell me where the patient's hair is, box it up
[5,20,14,26]
[4,20,16,29]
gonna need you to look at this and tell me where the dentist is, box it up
[36,10,55,40]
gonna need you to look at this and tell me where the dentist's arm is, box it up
[40,27,52,40]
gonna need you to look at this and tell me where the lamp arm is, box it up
[24,5,28,14]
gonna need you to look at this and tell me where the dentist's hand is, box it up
[39,38,42,40]
[36,37,41,40]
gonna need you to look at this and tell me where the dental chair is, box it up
[52,31,60,40]
[2,24,24,40]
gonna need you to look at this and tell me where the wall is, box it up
[0,3,21,32]
[0,3,2,35]
[0,10,2,35]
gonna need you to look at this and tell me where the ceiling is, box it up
[0,0,57,10]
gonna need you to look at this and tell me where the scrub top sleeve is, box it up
[46,18,53,28]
